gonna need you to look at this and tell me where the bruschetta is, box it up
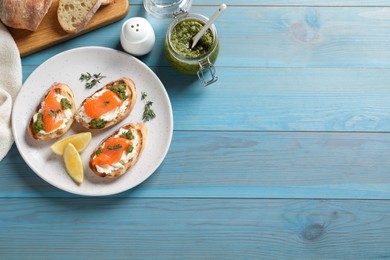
[28,82,76,140]
[89,123,147,178]
[75,77,137,130]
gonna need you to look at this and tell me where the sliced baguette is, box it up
[89,123,147,178]
[28,82,76,140]
[57,0,103,33]
[75,77,137,130]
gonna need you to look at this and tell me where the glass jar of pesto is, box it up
[164,12,219,86]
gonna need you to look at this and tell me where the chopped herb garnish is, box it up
[141,92,156,122]
[126,145,134,153]
[110,83,128,100]
[103,100,110,105]
[96,147,103,156]
[143,101,156,122]
[79,72,106,89]
[79,72,92,82]
[48,109,61,116]
[61,98,72,110]
[107,144,122,151]
[113,144,122,150]
[141,91,147,100]
[89,118,107,129]
[33,113,44,133]
[120,130,134,140]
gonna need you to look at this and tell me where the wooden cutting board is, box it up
[7,0,129,57]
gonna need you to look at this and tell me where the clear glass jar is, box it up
[144,0,192,18]
[164,12,220,86]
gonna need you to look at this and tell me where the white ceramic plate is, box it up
[12,47,173,196]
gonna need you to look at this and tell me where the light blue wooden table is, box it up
[2,0,390,258]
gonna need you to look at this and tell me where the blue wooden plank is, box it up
[160,68,390,132]
[21,66,390,132]
[21,5,390,69]
[4,1,390,258]
[1,197,390,259]
[3,131,390,199]
[0,0,390,259]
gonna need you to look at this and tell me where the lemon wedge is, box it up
[63,143,84,185]
[51,132,92,155]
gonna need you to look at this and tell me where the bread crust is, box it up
[101,0,114,6]
[89,123,147,178]
[28,82,76,140]
[0,0,53,31]
[75,77,136,130]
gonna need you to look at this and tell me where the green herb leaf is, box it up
[113,144,122,150]
[107,144,122,150]
[126,145,134,153]
[141,92,156,122]
[120,130,134,140]
[95,147,103,156]
[89,118,107,129]
[141,92,147,100]
[110,83,128,100]
[48,109,61,116]
[80,72,106,89]
[61,98,72,110]
[33,113,44,134]
[79,72,92,82]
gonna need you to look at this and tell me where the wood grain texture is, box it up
[1,198,390,259]
[8,0,129,57]
[3,1,390,258]
[20,66,390,132]
[20,5,390,69]
[3,131,390,199]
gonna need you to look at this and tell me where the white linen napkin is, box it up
[0,22,22,161]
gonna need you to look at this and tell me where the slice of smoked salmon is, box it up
[93,137,132,166]
[84,90,123,119]
[43,89,64,132]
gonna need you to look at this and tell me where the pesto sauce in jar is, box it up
[170,19,214,59]
[164,15,220,75]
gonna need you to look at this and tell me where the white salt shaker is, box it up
[120,17,155,56]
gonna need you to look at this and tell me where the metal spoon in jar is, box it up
[190,4,227,49]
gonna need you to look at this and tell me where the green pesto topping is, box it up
[107,144,122,151]
[120,130,134,140]
[90,118,107,129]
[95,147,103,156]
[61,98,72,110]
[33,113,44,134]
[48,109,60,116]
[171,19,214,59]
[126,145,134,153]
[110,83,128,101]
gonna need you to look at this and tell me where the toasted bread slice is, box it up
[57,0,103,34]
[75,77,136,130]
[89,123,147,178]
[28,82,76,140]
